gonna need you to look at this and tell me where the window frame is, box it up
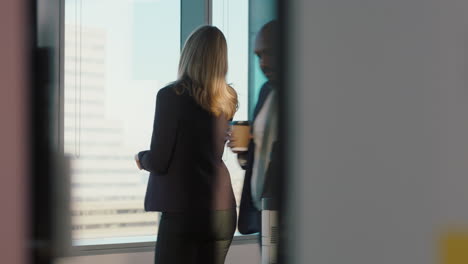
[71,234,258,256]
[73,236,157,256]
[48,0,258,254]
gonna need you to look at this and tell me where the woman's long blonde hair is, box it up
[174,25,238,119]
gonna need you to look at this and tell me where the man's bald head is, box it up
[255,20,278,83]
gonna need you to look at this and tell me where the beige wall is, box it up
[0,0,29,263]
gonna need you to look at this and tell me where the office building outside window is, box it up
[64,0,249,244]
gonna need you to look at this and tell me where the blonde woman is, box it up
[135,26,238,264]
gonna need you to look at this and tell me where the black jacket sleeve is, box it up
[138,88,178,174]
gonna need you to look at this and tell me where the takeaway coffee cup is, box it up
[230,121,251,152]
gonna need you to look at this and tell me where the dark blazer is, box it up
[138,84,236,212]
[238,82,275,234]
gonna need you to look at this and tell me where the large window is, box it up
[64,0,180,243]
[212,0,249,228]
[64,0,250,245]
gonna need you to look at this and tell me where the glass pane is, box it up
[212,0,249,122]
[64,0,180,243]
[212,0,249,234]
[247,0,277,119]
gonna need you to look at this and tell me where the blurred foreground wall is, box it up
[286,0,468,263]
[0,0,30,263]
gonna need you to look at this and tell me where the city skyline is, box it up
[64,0,249,242]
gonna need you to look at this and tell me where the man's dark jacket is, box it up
[238,82,280,234]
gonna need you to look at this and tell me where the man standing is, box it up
[228,20,279,235]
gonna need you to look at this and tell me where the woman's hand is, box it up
[135,154,143,170]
